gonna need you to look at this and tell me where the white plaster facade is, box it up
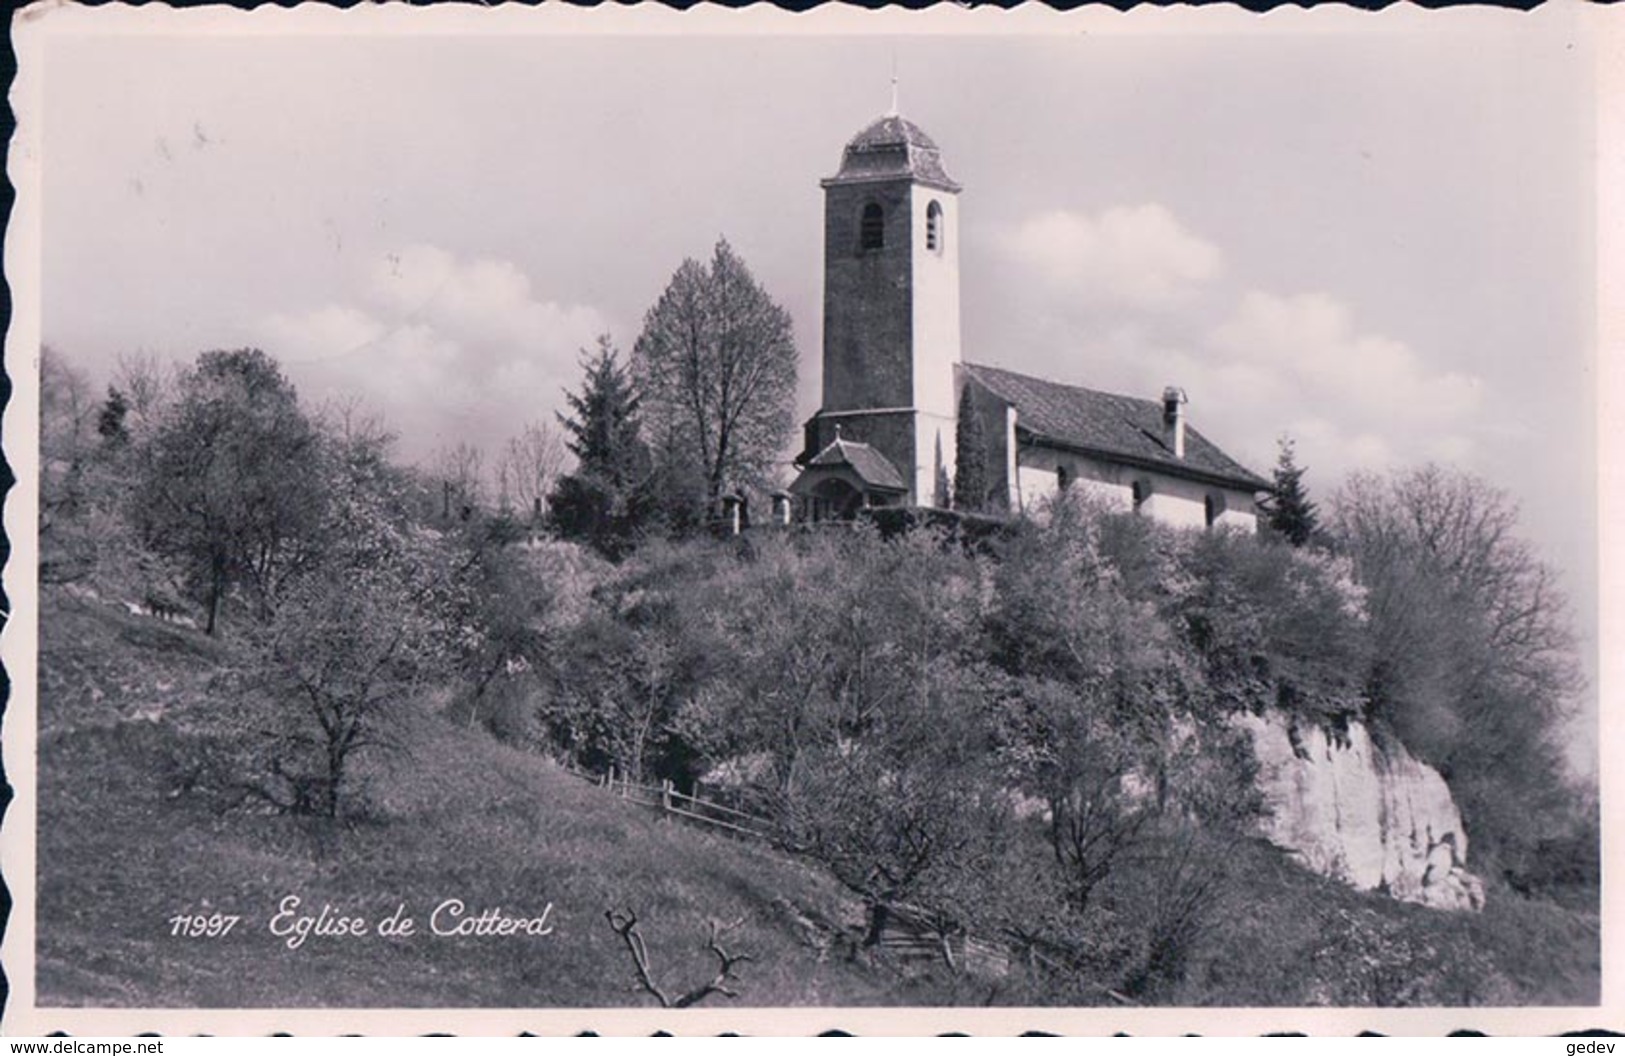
[908,184,961,504]
[1014,447,1259,531]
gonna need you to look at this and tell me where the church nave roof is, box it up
[962,362,1269,492]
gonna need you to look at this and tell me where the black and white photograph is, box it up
[3,1,1616,1034]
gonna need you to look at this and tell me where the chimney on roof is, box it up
[1162,386,1188,459]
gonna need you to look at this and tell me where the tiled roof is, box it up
[849,114,941,151]
[962,363,1269,491]
[825,114,961,192]
[805,437,910,492]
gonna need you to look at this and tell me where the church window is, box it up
[927,200,943,252]
[1132,478,1152,513]
[1205,492,1226,528]
[1056,465,1071,491]
[860,203,885,251]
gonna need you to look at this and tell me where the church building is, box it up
[788,109,1267,530]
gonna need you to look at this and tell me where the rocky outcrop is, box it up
[1234,710,1486,912]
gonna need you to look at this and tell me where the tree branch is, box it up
[605,908,671,1007]
[604,910,753,1009]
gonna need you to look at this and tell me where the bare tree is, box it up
[316,393,395,451]
[111,349,177,439]
[632,238,797,512]
[495,421,566,520]
[433,441,486,520]
[1330,465,1584,867]
[604,910,752,1008]
[40,345,99,516]
[1117,822,1226,1001]
[39,346,104,581]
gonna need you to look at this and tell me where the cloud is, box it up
[262,304,379,361]
[261,245,611,464]
[363,245,607,356]
[1119,290,1486,487]
[984,208,1487,492]
[1210,291,1482,426]
[998,204,1223,307]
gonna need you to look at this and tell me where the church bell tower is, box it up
[797,108,963,509]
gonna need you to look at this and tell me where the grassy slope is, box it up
[35,590,913,1008]
[1179,835,1600,1007]
[34,589,1600,1009]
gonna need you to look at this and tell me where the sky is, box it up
[27,6,1603,766]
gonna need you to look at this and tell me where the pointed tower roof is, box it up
[822,113,961,192]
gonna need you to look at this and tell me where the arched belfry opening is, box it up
[926,200,943,252]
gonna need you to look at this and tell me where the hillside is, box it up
[35,589,922,1008]
[32,586,1599,1009]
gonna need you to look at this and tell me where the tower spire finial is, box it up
[888,53,899,116]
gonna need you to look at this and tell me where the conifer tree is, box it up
[1266,436,1318,547]
[548,336,652,557]
[954,385,988,513]
[933,433,952,509]
[97,386,131,448]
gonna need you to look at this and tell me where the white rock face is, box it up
[1234,710,1486,912]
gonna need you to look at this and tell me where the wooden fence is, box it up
[568,763,776,844]
[559,758,1131,996]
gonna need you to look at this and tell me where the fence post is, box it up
[661,779,672,813]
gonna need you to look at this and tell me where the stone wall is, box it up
[822,179,915,412]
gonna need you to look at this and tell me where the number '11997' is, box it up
[168,912,240,937]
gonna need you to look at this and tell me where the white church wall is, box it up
[1015,445,1258,531]
[1016,461,1132,515]
[909,184,961,427]
[1216,501,1258,531]
[913,413,956,507]
[1004,406,1021,512]
[1141,479,1212,530]
[1144,473,1259,531]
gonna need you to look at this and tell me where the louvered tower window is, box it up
[860,203,885,251]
